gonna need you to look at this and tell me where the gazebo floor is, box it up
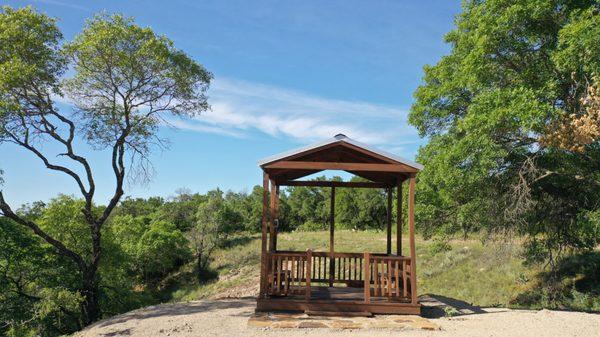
[256,286,421,315]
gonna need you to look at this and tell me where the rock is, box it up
[297,321,328,328]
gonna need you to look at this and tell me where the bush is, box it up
[297,220,327,231]
[135,221,192,281]
[428,239,452,255]
[511,251,600,311]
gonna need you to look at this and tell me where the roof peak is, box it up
[257,134,423,171]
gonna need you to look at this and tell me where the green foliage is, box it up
[428,239,453,256]
[189,190,237,278]
[409,0,600,269]
[286,181,329,229]
[62,13,212,153]
[135,221,191,281]
[1,200,86,335]
[36,195,95,259]
[0,5,212,332]
[336,178,388,230]
[0,6,64,117]
[512,251,600,311]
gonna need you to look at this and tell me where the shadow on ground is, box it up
[420,294,493,318]
[89,298,256,330]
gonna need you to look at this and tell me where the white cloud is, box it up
[34,0,89,11]
[52,75,422,154]
[177,77,421,149]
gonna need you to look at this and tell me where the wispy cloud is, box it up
[33,0,89,11]
[52,76,422,154]
[177,77,421,149]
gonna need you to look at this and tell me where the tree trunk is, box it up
[81,268,100,325]
[82,224,102,325]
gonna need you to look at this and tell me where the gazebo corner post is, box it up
[397,180,403,256]
[268,179,277,252]
[408,175,418,305]
[274,184,280,250]
[306,249,312,301]
[363,252,371,303]
[386,187,392,255]
[329,186,335,287]
[259,171,270,298]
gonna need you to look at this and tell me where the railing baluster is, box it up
[359,257,362,280]
[380,259,384,297]
[402,260,408,298]
[387,259,393,297]
[291,256,296,292]
[364,252,370,303]
[306,250,312,300]
[395,260,400,298]
[275,256,281,294]
[373,257,379,296]
[318,256,321,281]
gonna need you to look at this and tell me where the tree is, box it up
[286,177,329,230]
[409,1,600,266]
[0,7,211,324]
[188,190,235,279]
[134,221,191,282]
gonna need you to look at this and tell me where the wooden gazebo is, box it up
[256,134,423,315]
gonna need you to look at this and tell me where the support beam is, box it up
[269,179,277,252]
[397,182,403,256]
[274,184,280,251]
[386,187,392,255]
[265,161,418,173]
[329,186,335,287]
[408,176,417,304]
[259,172,269,298]
[277,180,392,188]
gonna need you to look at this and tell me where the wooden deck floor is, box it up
[257,286,419,315]
[271,286,412,303]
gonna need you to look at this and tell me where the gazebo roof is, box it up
[259,134,423,184]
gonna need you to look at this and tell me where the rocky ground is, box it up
[77,297,600,337]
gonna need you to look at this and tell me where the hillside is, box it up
[169,230,535,308]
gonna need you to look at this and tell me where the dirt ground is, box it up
[77,298,600,337]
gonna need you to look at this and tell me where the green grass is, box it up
[169,230,540,308]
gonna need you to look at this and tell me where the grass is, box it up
[169,230,540,308]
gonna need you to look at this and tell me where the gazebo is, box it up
[256,134,423,315]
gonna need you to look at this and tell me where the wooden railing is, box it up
[266,251,310,298]
[308,252,364,286]
[266,250,413,303]
[363,253,412,303]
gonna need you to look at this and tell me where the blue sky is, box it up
[2,0,461,206]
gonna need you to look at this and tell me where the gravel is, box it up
[77,298,600,337]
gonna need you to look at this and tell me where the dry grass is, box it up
[169,230,536,308]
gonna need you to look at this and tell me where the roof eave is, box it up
[258,135,424,171]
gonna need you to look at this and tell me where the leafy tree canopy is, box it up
[409,0,600,261]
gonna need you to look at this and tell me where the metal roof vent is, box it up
[334,133,347,140]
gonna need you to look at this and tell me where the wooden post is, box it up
[397,181,403,256]
[386,187,392,255]
[269,180,277,252]
[408,176,417,304]
[274,185,280,251]
[329,186,335,287]
[363,252,370,303]
[306,249,312,300]
[260,172,269,298]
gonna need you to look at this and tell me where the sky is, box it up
[2,0,461,207]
